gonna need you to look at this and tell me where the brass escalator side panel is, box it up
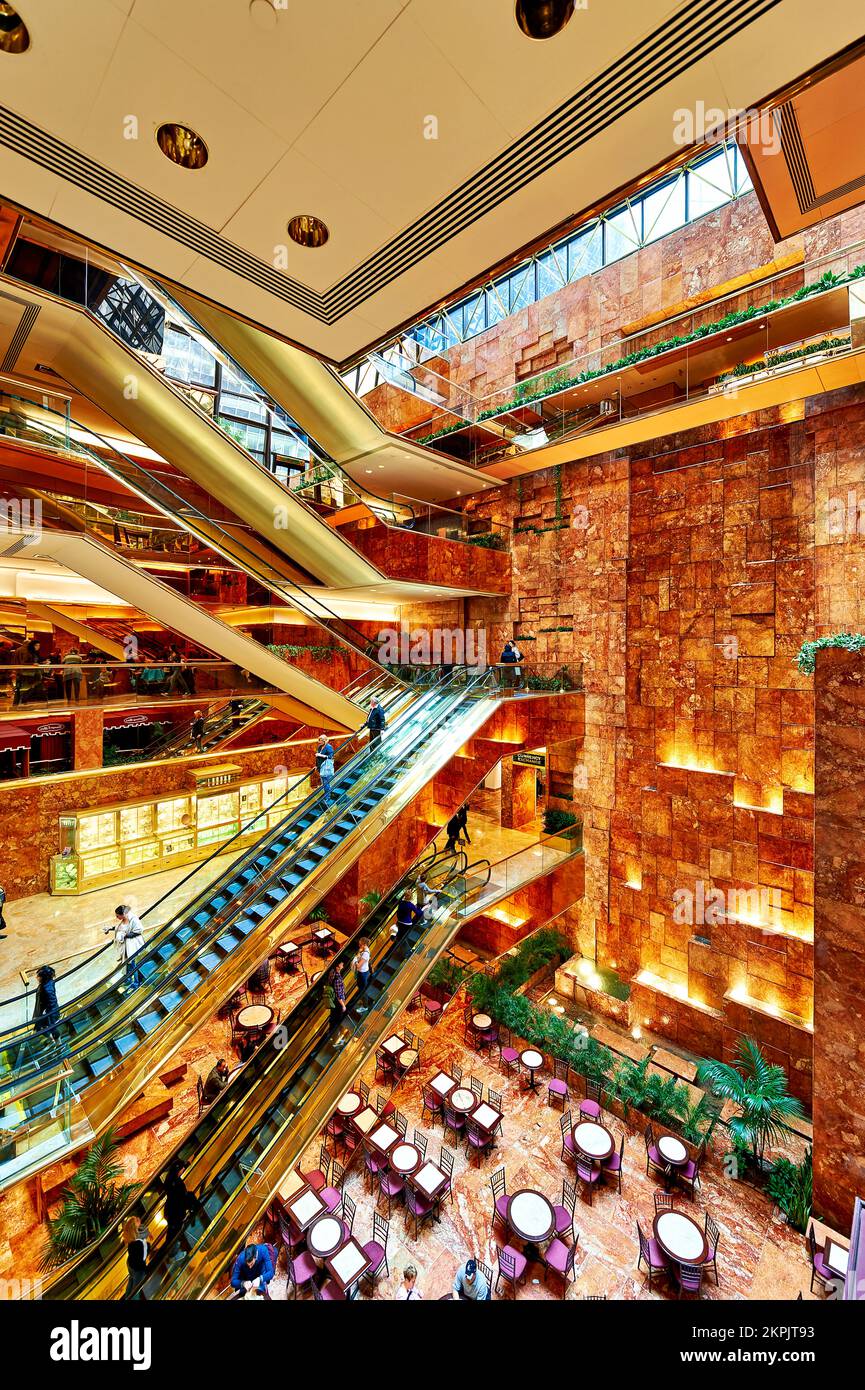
[1,693,499,1196]
[8,529,362,733]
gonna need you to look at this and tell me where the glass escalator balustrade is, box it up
[0,670,492,1168]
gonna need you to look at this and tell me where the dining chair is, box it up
[553,1179,577,1241]
[287,1248,318,1299]
[422,1083,444,1127]
[312,1277,345,1301]
[636,1220,670,1289]
[479,1260,494,1295]
[378,1164,406,1217]
[548,1057,570,1109]
[393,1109,408,1138]
[579,1078,602,1122]
[543,1236,579,1296]
[359,1079,370,1106]
[576,1154,601,1205]
[375,1048,395,1084]
[413,1129,428,1160]
[676,1261,705,1298]
[363,1139,387,1191]
[644,1122,665,1179]
[362,1211,390,1288]
[423,995,442,1026]
[602,1133,624,1192]
[374,1091,387,1114]
[404,1182,435,1240]
[195,1076,207,1117]
[560,1110,577,1165]
[320,1158,345,1214]
[340,1191,356,1241]
[495,1245,527,1298]
[490,1166,509,1233]
[465,1118,493,1167]
[439,1146,456,1204]
[678,1147,703,1199]
[301,1144,331,1192]
[452,1063,463,1084]
[654,1191,675,1214]
[443,1104,466,1145]
[704,1212,721,1285]
[468,1075,483,1101]
[498,1025,520,1077]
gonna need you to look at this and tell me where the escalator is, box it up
[42,842,485,1300]
[0,666,502,1190]
[146,698,270,760]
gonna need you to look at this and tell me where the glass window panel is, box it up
[603,203,641,264]
[641,176,686,244]
[687,148,734,218]
[218,417,265,453]
[507,266,535,312]
[536,250,564,299]
[162,327,217,387]
[464,293,486,337]
[485,284,509,328]
[566,225,602,281]
[218,390,267,423]
[734,146,752,194]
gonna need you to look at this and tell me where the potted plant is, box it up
[42,1128,138,1270]
[766,1147,812,1232]
[359,890,382,912]
[697,1036,803,1177]
[541,807,583,850]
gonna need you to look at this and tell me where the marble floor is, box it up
[269,998,821,1303]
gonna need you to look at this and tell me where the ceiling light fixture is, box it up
[156,123,209,169]
[0,3,29,53]
[287,214,330,249]
[249,0,278,31]
[515,0,576,40]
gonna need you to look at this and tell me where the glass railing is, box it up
[410,237,865,467]
[0,390,384,664]
[0,671,400,1035]
[0,668,484,1113]
[1,659,279,709]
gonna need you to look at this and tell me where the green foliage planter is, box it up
[697,1036,803,1173]
[604,1056,719,1149]
[541,808,583,849]
[268,643,339,663]
[766,1147,812,1232]
[795,631,865,675]
[42,1129,138,1270]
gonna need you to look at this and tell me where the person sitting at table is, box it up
[229,1242,274,1298]
[202,1057,230,1104]
[395,1264,423,1300]
[452,1257,490,1301]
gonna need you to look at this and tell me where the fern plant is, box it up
[766,1147,812,1232]
[42,1128,138,1270]
[697,1036,803,1168]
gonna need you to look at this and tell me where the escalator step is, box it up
[88,1054,114,1079]
[235,918,256,936]
[137,1008,164,1034]
[198,951,222,972]
[179,970,202,992]
[193,911,213,929]
[247,903,270,919]
[216,934,239,952]
[176,926,195,944]
[114,1031,139,1056]
[157,989,186,1012]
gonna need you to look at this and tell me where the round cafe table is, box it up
[573,1119,614,1162]
[307,1214,345,1262]
[336,1091,362,1118]
[236,1004,274,1032]
[398,1048,418,1071]
[390,1142,422,1176]
[507,1189,556,1244]
[657,1134,688,1167]
[448,1087,477,1115]
[653,1209,709,1265]
[521,1048,544,1090]
[472,1013,492,1031]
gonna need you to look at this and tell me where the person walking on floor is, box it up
[444,811,468,856]
[396,1264,423,1300]
[32,964,61,1045]
[365,698,386,752]
[456,803,471,846]
[352,937,371,1014]
[106,905,146,991]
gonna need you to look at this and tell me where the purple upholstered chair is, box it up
[602,1132,624,1192]
[495,1244,527,1297]
[543,1236,579,1296]
[287,1248,317,1299]
[576,1153,602,1205]
[636,1220,670,1289]
[499,1025,520,1077]
[378,1165,405,1216]
[362,1210,390,1288]
[490,1166,510,1233]
[676,1261,705,1298]
[808,1227,836,1295]
[422,1083,444,1127]
[548,1057,570,1109]
[404,1182,435,1240]
[579,1077,602,1122]
[560,1110,577,1165]
[553,1179,578,1241]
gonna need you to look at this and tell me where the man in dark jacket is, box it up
[33,964,60,1043]
[190,709,205,752]
[444,812,466,856]
[365,698,386,751]
[230,1242,274,1297]
[394,894,422,955]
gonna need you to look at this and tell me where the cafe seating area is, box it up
[242,988,824,1301]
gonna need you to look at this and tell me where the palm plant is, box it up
[697,1036,803,1170]
[42,1128,138,1270]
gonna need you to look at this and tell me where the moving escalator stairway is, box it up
[0,666,500,1189]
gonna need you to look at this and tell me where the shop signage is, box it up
[514,751,546,768]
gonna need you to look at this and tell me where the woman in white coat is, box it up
[106,904,146,990]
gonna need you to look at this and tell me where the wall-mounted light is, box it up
[515,0,576,40]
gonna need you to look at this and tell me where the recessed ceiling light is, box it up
[287,214,330,249]
[515,0,576,40]
[0,3,29,53]
[249,0,278,31]
[156,123,209,169]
